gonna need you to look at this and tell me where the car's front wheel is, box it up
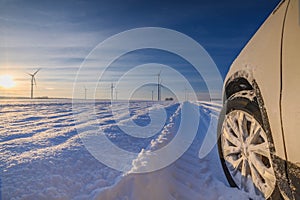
[218,96,279,199]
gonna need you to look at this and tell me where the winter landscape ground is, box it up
[0,99,251,200]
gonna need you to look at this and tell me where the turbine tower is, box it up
[111,83,114,101]
[157,70,162,101]
[28,68,41,99]
[151,90,154,101]
[84,86,87,100]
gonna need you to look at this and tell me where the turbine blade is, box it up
[33,77,37,86]
[159,67,163,75]
[33,68,41,76]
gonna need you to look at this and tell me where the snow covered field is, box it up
[0,99,249,200]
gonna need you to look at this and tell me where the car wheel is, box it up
[218,95,282,199]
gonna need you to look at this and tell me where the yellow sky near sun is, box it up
[0,75,16,89]
[0,71,74,98]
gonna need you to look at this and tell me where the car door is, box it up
[282,0,300,198]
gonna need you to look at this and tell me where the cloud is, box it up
[0,0,280,98]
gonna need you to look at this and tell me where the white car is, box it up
[217,0,300,199]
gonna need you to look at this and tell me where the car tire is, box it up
[217,94,283,200]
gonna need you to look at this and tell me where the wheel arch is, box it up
[224,71,254,101]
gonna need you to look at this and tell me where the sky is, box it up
[0,0,281,100]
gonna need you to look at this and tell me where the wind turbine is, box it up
[157,70,162,101]
[84,86,87,100]
[151,90,154,101]
[184,87,188,101]
[111,83,114,101]
[28,68,41,99]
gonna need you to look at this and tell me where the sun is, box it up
[0,75,16,89]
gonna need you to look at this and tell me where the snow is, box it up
[1,99,249,199]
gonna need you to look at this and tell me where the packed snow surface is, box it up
[0,99,249,199]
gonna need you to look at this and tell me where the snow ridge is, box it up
[92,101,249,200]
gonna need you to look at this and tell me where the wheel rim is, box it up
[221,110,276,199]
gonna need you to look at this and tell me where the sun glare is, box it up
[0,75,16,89]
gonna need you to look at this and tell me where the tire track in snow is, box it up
[92,102,250,200]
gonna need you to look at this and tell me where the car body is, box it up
[218,0,300,199]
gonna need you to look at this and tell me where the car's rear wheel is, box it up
[218,96,280,199]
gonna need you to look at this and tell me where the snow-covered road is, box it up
[0,100,249,199]
[93,102,249,200]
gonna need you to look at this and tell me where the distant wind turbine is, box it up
[84,86,87,100]
[28,68,41,99]
[157,70,162,101]
[184,87,188,101]
[151,90,154,101]
[111,83,114,101]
